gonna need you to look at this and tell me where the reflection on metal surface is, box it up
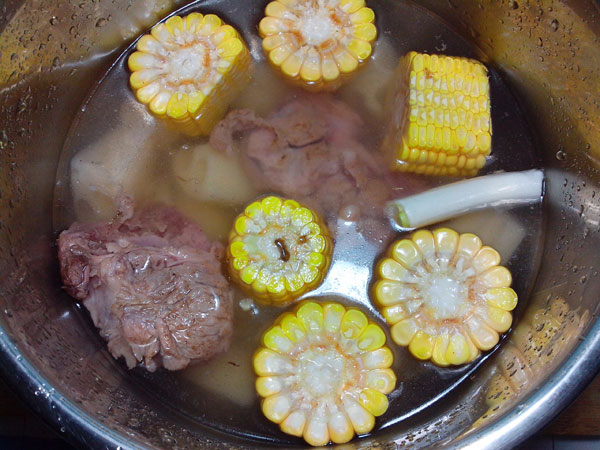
[0,0,186,85]
[467,297,589,433]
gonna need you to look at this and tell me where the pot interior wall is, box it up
[0,0,599,448]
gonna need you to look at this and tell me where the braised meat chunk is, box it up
[58,199,234,372]
[210,94,422,241]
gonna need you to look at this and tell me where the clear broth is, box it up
[53,0,544,445]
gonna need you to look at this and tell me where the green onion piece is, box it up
[386,170,544,230]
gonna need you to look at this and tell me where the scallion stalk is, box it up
[386,169,544,230]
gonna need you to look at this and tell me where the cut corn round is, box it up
[254,301,396,446]
[383,51,492,176]
[372,228,517,366]
[128,13,252,136]
[227,196,332,305]
[259,0,377,91]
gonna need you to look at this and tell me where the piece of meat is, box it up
[210,94,424,242]
[58,198,234,372]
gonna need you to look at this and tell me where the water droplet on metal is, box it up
[96,17,108,27]
[0,130,9,150]
[555,149,566,161]
[537,37,543,47]
[509,0,518,9]
[50,16,59,26]
[551,19,559,32]
[580,275,587,284]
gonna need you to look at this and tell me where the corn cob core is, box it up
[384,52,492,176]
[259,0,377,91]
[372,228,517,366]
[128,13,251,136]
[254,301,396,446]
[227,196,332,305]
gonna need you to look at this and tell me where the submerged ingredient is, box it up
[128,12,251,136]
[228,196,332,305]
[69,100,159,223]
[254,301,396,446]
[259,0,377,91]
[58,198,234,372]
[210,94,422,241]
[373,228,517,366]
[383,52,492,176]
[171,142,258,206]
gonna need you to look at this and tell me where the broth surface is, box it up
[53,0,544,444]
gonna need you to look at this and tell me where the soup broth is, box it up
[53,0,544,445]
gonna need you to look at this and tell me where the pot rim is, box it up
[0,316,599,449]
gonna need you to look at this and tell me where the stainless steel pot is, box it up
[1,0,599,448]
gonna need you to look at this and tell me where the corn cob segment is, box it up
[372,228,517,366]
[259,0,377,91]
[128,13,251,136]
[227,196,332,305]
[254,301,396,446]
[383,52,492,176]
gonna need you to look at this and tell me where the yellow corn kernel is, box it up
[485,304,513,333]
[485,287,519,311]
[391,239,423,269]
[359,388,389,416]
[262,393,292,423]
[343,397,375,435]
[466,316,500,351]
[281,410,306,437]
[445,333,470,365]
[263,326,293,353]
[473,246,501,273]
[254,301,395,446]
[253,348,292,376]
[128,13,251,136]
[228,196,332,305]
[280,314,306,342]
[373,228,518,366]
[381,303,408,323]
[297,302,324,333]
[362,347,394,369]
[456,232,483,260]
[377,258,412,282]
[341,309,369,339]
[304,414,329,447]
[431,335,450,366]
[323,302,346,333]
[384,51,492,176]
[391,318,418,346]
[259,0,376,91]
[433,227,459,257]
[358,324,386,351]
[256,376,284,397]
[365,368,397,394]
[327,412,353,444]
[408,330,435,360]
[479,266,512,288]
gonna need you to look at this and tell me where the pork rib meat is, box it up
[58,200,233,372]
